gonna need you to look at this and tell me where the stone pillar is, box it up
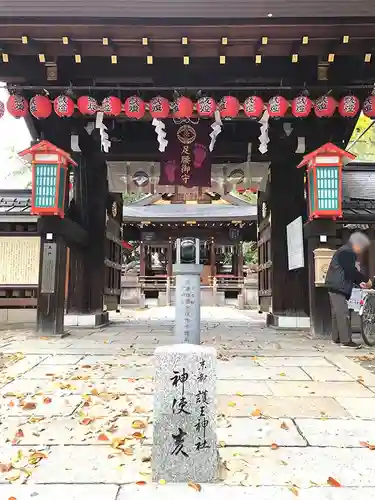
[210,237,216,280]
[173,263,203,344]
[153,344,217,483]
[238,241,244,278]
[139,242,146,277]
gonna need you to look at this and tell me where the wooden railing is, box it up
[210,275,244,290]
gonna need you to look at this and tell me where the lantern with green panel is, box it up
[18,140,77,218]
[297,142,355,220]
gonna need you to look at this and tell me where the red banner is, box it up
[159,120,212,187]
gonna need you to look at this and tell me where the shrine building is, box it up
[1,1,375,335]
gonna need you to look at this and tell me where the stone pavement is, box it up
[0,307,375,499]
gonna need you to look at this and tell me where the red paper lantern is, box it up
[149,96,170,119]
[29,95,52,119]
[173,96,194,118]
[6,94,28,118]
[124,96,146,119]
[338,95,360,118]
[102,96,122,117]
[196,97,216,117]
[291,96,313,118]
[219,96,240,118]
[243,96,264,118]
[53,95,75,118]
[0,101,4,120]
[314,95,337,118]
[77,96,98,115]
[363,95,375,118]
[267,96,289,117]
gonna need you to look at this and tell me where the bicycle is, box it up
[348,288,375,346]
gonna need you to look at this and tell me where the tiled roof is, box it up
[0,0,374,19]
[0,189,35,221]
[122,203,257,221]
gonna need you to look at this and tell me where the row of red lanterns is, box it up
[1,93,374,120]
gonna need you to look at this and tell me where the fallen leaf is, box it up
[128,378,137,383]
[271,443,279,450]
[136,481,147,486]
[111,438,126,449]
[289,486,299,496]
[228,402,236,407]
[235,392,244,397]
[91,389,99,396]
[15,429,24,438]
[132,432,145,440]
[0,463,12,473]
[218,441,226,447]
[28,452,47,465]
[132,420,146,429]
[6,470,21,482]
[28,416,44,423]
[357,376,365,385]
[8,401,15,408]
[134,406,147,414]
[280,421,289,430]
[280,460,288,466]
[141,456,151,463]
[159,479,166,485]
[39,336,49,340]
[22,402,36,410]
[80,418,94,425]
[43,397,52,404]
[279,372,286,377]
[251,408,262,417]
[360,441,370,448]
[81,365,92,369]
[8,497,17,500]
[98,433,109,441]
[327,477,342,487]
[188,481,202,492]
[123,447,134,456]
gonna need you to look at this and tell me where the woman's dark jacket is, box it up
[325,244,368,300]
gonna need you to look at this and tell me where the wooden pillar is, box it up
[167,239,173,277]
[238,241,244,278]
[140,241,146,276]
[210,238,216,279]
[37,220,67,335]
[305,219,337,336]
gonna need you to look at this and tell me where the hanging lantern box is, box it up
[18,140,77,218]
[296,142,356,220]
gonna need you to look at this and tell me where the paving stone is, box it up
[217,365,311,381]
[217,381,272,396]
[336,397,375,419]
[0,394,81,417]
[116,485,375,500]
[1,378,154,396]
[218,396,350,418]
[39,354,84,365]
[301,367,354,382]
[295,418,375,447]
[22,365,77,379]
[267,381,374,398]
[31,445,152,483]
[2,355,47,377]
[255,357,333,367]
[219,447,375,487]
[217,417,306,446]
[0,416,152,445]
[325,353,375,386]
[0,484,119,499]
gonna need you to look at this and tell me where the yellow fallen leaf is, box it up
[235,392,244,397]
[159,479,166,485]
[251,408,262,417]
[219,441,226,447]
[188,481,202,492]
[289,486,299,496]
[228,402,236,407]
[279,372,286,377]
[111,438,126,449]
[132,420,146,429]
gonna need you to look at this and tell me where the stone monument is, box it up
[153,344,217,483]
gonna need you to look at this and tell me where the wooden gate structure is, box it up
[1,1,375,333]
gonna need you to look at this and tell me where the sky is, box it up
[0,83,32,189]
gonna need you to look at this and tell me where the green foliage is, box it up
[122,192,147,205]
[243,241,258,265]
[347,113,375,162]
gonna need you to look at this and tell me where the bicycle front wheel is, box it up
[360,294,375,346]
